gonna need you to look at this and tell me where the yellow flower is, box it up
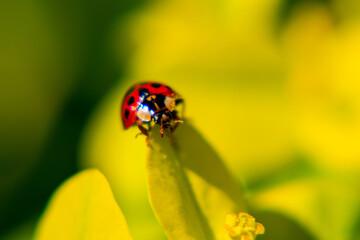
[224,212,264,240]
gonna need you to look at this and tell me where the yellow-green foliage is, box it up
[35,170,132,240]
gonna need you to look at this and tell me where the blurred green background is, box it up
[1,0,360,239]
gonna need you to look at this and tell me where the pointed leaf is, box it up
[147,124,247,240]
[147,127,211,240]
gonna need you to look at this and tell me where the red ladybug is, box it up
[121,82,183,138]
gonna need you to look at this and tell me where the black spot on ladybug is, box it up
[151,83,162,88]
[127,96,135,106]
[155,94,166,109]
[139,88,149,98]
[124,86,136,98]
[125,109,130,119]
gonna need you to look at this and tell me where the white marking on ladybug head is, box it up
[137,104,152,122]
[164,97,176,111]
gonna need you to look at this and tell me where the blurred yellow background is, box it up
[1,0,359,239]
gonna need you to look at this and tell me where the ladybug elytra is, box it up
[121,82,183,139]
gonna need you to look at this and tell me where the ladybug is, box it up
[121,82,183,139]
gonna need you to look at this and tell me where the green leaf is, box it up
[34,169,133,240]
[147,123,247,240]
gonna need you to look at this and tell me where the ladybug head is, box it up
[136,93,178,133]
[153,110,172,125]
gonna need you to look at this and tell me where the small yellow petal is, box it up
[224,212,265,240]
[225,213,239,228]
[255,222,265,235]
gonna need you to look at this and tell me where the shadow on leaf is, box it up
[174,123,245,208]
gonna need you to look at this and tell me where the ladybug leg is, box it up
[170,120,183,133]
[160,126,164,138]
[160,118,168,138]
[170,114,183,132]
[136,120,148,136]
[169,110,183,133]
[136,120,150,146]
